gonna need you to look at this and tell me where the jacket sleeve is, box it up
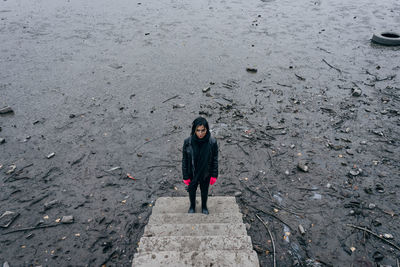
[210,139,218,178]
[182,140,189,180]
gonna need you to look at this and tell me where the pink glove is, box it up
[210,177,217,185]
[183,179,191,186]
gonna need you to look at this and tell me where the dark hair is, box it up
[191,117,209,135]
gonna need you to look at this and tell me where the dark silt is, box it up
[0,0,399,266]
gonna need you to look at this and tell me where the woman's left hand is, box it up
[210,177,217,185]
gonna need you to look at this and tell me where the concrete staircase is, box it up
[132,196,260,267]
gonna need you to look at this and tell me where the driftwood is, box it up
[162,94,180,103]
[366,70,396,82]
[254,206,294,231]
[295,74,306,81]
[2,223,64,235]
[235,143,249,156]
[347,224,400,251]
[322,59,342,73]
[277,83,292,88]
[256,214,276,267]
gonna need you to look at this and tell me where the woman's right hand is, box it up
[183,179,191,185]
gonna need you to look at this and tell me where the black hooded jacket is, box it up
[182,135,218,183]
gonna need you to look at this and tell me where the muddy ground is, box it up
[1,0,400,266]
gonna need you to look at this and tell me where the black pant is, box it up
[188,179,209,209]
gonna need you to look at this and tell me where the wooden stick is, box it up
[346,224,400,251]
[257,207,294,231]
[162,94,179,103]
[2,223,63,235]
[295,74,306,81]
[322,59,342,73]
[235,143,249,155]
[256,214,276,267]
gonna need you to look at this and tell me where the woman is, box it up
[182,117,218,214]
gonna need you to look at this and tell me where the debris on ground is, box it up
[0,211,20,228]
[0,106,14,114]
[61,215,74,224]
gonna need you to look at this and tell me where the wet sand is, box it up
[1,0,399,266]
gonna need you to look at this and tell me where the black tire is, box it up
[372,32,400,46]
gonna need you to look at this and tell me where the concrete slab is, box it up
[132,250,260,267]
[155,196,237,206]
[137,235,253,253]
[143,223,247,237]
[148,212,243,225]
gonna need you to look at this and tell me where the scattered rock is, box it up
[202,87,211,93]
[305,259,323,267]
[364,187,373,194]
[172,104,185,109]
[44,200,59,210]
[372,251,384,262]
[3,261,10,267]
[0,211,20,228]
[349,168,362,176]
[0,106,14,114]
[214,98,233,109]
[0,138,5,144]
[312,193,322,200]
[61,215,74,224]
[298,224,306,235]
[371,219,382,227]
[234,191,242,197]
[345,149,354,155]
[383,233,393,239]
[245,223,251,230]
[69,114,76,118]
[368,203,376,209]
[6,164,16,174]
[246,67,258,73]
[47,152,55,159]
[107,166,121,171]
[375,183,384,193]
[351,87,362,97]
[328,142,343,150]
[199,110,212,117]
[109,63,123,69]
[297,161,309,172]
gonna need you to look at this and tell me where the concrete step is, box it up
[143,223,247,237]
[132,197,260,267]
[132,250,260,267]
[137,235,253,253]
[152,197,239,214]
[155,196,237,206]
[148,212,243,225]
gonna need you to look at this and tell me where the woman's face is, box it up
[195,125,207,139]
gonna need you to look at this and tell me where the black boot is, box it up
[201,189,209,215]
[188,189,196,213]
